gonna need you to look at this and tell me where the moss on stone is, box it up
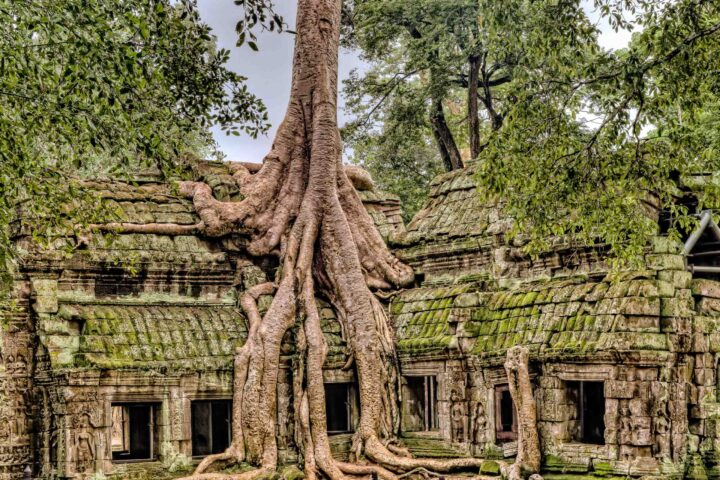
[280,466,305,480]
[479,460,501,476]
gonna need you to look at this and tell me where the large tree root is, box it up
[140,2,500,480]
[501,347,541,480]
[174,469,272,480]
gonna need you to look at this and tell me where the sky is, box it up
[197,1,636,163]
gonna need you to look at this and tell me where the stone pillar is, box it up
[63,382,103,479]
[162,387,192,472]
[0,279,34,480]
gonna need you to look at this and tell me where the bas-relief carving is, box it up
[446,366,468,444]
[277,380,294,451]
[652,388,671,460]
[471,400,487,445]
[450,390,465,444]
[170,389,184,442]
[73,414,96,475]
[67,394,103,478]
[0,336,33,477]
[39,389,61,478]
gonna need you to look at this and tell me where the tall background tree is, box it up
[341,0,600,219]
[343,0,720,261]
[477,0,720,261]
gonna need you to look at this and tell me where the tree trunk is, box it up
[468,55,481,160]
[430,98,463,171]
[480,60,503,132]
[431,119,455,172]
[164,2,487,479]
[503,346,541,480]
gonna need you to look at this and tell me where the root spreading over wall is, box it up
[102,1,541,479]
[502,347,541,480]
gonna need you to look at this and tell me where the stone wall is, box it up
[7,164,720,479]
[389,232,720,478]
[0,280,34,479]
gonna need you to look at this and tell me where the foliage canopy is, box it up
[0,0,276,295]
[344,0,720,262]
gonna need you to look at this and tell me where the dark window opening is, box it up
[111,404,158,462]
[192,400,232,457]
[566,381,605,444]
[402,376,438,432]
[495,385,518,442]
[325,383,355,434]
[95,267,146,298]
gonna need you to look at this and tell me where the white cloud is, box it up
[582,0,635,51]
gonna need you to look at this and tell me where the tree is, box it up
[341,0,600,216]
[101,1,494,479]
[476,0,720,262]
[345,86,444,222]
[0,0,272,304]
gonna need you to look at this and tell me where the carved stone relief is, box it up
[450,390,465,443]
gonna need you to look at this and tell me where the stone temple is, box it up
[3,161,720,479]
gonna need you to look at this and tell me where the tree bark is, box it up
[430,98,463,171]
[480,59,503,132]
[468,55,481,160]
[503,346,541,480]
[165,2,486,479]
[431,118,455,172]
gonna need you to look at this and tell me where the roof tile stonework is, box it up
[393,163,607,283]
[392,273,681,360]
[58,304,247,370]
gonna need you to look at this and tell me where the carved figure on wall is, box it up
[450,390,465,443]
[653,393,671,459]
[14,399,28,442]
[472,401,487,445]
[277,382,291,450]
[0,404,12,445]
[12,354,28,376]
[73,414,96,475]
[619,405,632,446]
[653,412,670,459]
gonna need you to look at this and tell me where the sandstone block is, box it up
[652,236,684,254]
[697,297,720,315]
[31,279,59,313]
[657,270,692,289]
[605,380,636,399]
[601,297,661,316]
[692,279,720,299]
[617,315,660,332]
[661,297,694,317]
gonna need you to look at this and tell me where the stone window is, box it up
[402,376,438,432]
[95,267,144,298]
[111,403,159,462]
[495,384,518,442]
[325,383,356,434]
[191,400,232,457]
[566,381,605,444]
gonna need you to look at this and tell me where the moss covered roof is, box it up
[391,164,509,283]
[392,283,474,354]
[392,163,613,284]
[58,303,247,370]
[48,299,350,372]
[392,272,680,359]
[398,164,498,246]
